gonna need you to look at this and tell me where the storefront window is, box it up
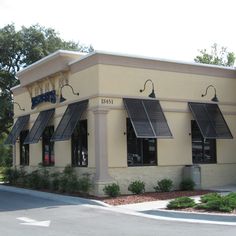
[127,119,157,166]
[20,130,29,166]
[71,120,88,167]
[42,126,54,166]
[191,120,216,164]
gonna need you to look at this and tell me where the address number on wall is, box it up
[101,98,114,104]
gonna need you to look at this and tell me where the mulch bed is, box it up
[100,190,213,206]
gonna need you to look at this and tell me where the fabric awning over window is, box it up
[188,102,233,139]
[5,115,30,145]
[24,109,55,144]
[51,100,88,142]
[123,98,172,138]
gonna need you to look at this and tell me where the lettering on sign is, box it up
[101,98,114,105]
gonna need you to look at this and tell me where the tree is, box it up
[0,23,93,135]
[0,24,93,166]
[194,43,235,67]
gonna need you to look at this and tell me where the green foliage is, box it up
[194,43,235,67]
[154,178,173,192]
[167,197,196,209]
[200,193,221,203]
[0,133,12,167]
[1,164,91,195]
[179,178,195,191]
[0,23,94,136]
[128,180,145,194]
[103,183,121,197]
[25,170,42,189]
[77,174,92,193]
[196,192,236,212]
[58,165,79,193]
[2,167,20,184]
[50,172,61,191]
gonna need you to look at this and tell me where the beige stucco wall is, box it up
[11,53,236,195]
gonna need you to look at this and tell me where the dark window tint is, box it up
[71,120,88,167]
[20,130,29,166]
[191,120,216,164]
[127,119,157,166]
[42,126,54,166]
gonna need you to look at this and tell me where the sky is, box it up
[0,0,236,63]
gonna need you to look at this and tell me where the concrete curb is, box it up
[0,184,108,207]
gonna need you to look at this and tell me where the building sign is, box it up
[101,98,114,105]
[31,90,57,109]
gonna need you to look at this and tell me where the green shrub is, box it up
[59,166,79,193]
[103,183,120,197]
[15,167,27,186]
[200,193,221,203]
[179,178,195,191]
[78,174,92,193]
[224,193,236,209]
[128,180,145,194]
[26,170,42,189]
[39,167,50,189]
[50,172,61,191]
[154,179,173,192]
[196,192,236,212]
[167,197,196,209]
[2,167,20,184]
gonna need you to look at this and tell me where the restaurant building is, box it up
[6,50,236,196]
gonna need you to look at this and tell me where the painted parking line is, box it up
[17,217,51,227]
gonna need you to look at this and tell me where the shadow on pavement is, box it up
[0,187,105,212]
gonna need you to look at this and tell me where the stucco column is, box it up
[93,108,113,196]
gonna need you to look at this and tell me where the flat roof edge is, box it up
[16,50,86,77]
[70,50,236,78]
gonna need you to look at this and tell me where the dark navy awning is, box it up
[24,109,55,144]
[188,102,233,139]
[51,100,88,141]
[123,98,172,138]
[5,115,30,145]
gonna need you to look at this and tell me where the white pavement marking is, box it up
[17,217,51,227]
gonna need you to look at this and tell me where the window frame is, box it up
[42,126,55,166]
[20,130,29,166]
[191,120,217,164]
[71,120,88,167]
[126,118,157,167]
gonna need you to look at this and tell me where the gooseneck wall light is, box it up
[59,84,79,103]
[139,79,156,98]
[13,101,25,111]
[8,101,25,117]
[201,85,219,102]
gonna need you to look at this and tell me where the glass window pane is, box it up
[20,130,29,166]
[71,120,88,167]
[42,126,54,166]
[127,119,157,166]
[191,120,216,164]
